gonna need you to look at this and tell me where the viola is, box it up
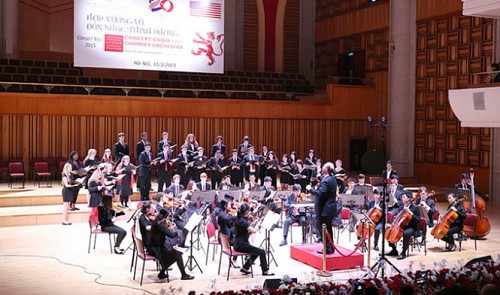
[384,206,413,244]
[356,205,382,238]
[430,199,461,240]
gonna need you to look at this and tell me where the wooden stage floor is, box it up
[0,183,499,294]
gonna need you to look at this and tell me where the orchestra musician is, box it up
[138,142,156,201]
[211,135,226,157]
[176,145,192,187]
[138,201,194,280]
[333,159,346,194]
[279,154,292,191]
[228,149,243,187]
[115,155,135,207]
[279,184,307,246]
[238,135,253,158]
[183,180,198,221]
[265,151,278,188]
[260,176,280,214]
[98,195,126,254]
[356,174,371,187]
[454,173,471,190]
[193,147,208,182]
[244,173,260,191]
[164,188,188,248]
[381,160,398,183]
[387,181,403,217]
[439,192,466,252]
[209,150,225,189]
[113,132,129,162]
[259,145,269,184]
[234,204,274,276]
[217,199,240,268]
[101,148,113,164]
[167,174,185,198]
[386,190,421,260]
[292,160,309,193]
[67,150,84,211]
[391,175,405,192]
[307,162,337,255]
[61,163,79,225]
[343,178,361,195]
[157,144,173,193]
[184,133,199,155]
[243,146,260,181]
[219,175,233,190]
[415,186,436,227]
[157,131,173,155]
[367,189,383,251]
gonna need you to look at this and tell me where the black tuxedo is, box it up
[157,151,173,192]
[389,203,421,255]
[113,141,129,161]
[211,143,226,157]
[227,156,243,186]
[309,174,337,253]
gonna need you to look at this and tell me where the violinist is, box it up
[228,149,243,187]
[163,189,189,248]
[265,151,278,188]
[260,176,280,214]
[193,147,208,182]
[184,180,199,221]
[386,191,420,260]
[157,144,173,193]
[98,196,126,254]
[415,186,436,227]
[440,192,466,252]
[115,155,135,207]
[209,149,225,189]
[138,202,194,280]
[217,199,240,268]
[138,142,156,201]
[67,151,84,211]
[367,189,383,251]
[279,184,307,246]
[234,204,274,276]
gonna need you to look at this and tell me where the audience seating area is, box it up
[0,59,313,101]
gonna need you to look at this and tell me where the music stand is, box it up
[354,185,374,202]
[190,191,216,250]
[260,211,280,269]
[364,183,400,278]
[184,212,205,273]
[219,189,243,203]
[124,206,142,257]
[351,211,375,253]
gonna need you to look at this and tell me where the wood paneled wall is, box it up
[416,0,463,21]
[315,0,389,21]
[415,15,493,168]
[243,0,260,71]
[282,0,300,73]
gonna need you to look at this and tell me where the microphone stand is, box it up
[364,182,400,278]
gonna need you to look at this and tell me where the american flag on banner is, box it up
[189,1,222,19]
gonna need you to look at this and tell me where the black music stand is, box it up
[364,183,400,278]
[273,190,293,228]
[123,206,141,255]
[259,211,280,269]
[184,212,205,273]
[191,191,217,250]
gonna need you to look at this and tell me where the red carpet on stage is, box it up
[290,243,364,271]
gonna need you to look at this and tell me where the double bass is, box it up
[384,205,413,244]
[463,168,490,238]
[356,205,382,238]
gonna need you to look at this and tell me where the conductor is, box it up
[307,162,337,255]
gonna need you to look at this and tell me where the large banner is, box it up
[74,0,225,73]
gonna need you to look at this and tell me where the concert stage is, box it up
[290,243,364,271]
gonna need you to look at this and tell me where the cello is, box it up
[430,198,462,240]
[384,205,413,244]
[463,168,490,238]
[356,205,382,238]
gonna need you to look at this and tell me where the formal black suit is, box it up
[243,153,260,181]
[217,210,236,242]
[234,216,269,273]
[192,155,208,182]
[209,156,224,189]
[388,203,420,256]
[238,143,253,158]
[138,150,154,200]
[113,141,129,162]
[227,156,243,186]
[157,151,173,192]
[309,174,337,253]
[176,153,192,187]
[136,140,146,159]
[381,169,398,181]
[367,200,384,247]
[167,183,185,198]
[415,197,436,226]
[210,143,226,157]
[157,139,173,153]
[293,167,309,193]
[441,202,466,246]
[282,193,306,241]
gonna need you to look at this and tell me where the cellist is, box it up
[439,192,466,252]
[367,189,384,251]
[386,191,420,260]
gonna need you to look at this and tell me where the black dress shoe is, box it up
[373,245,379,251]
[240,268,251,274]
[386,249,398,256]
[158,271,168,280]
[62,222,72,226]
[317,250,334,255]
[114,248,124,255]
[262,272,275,276]
[397,254,406,260]
[181,274,194,280]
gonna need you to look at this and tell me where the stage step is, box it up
[0,203,138,227]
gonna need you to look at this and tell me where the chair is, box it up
[34,161,52,187]
[218,234,253,281]
[335,207,352,244]
[459,213,478,251]
[8,161,25,188]
[88,214,116,254]
[131,225,163,285]
[408,217,427,256]
[206,222,220,265]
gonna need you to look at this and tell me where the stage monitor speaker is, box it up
[263,278,297,290]
[465,255,492,268]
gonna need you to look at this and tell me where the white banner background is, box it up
[74,0,225,73]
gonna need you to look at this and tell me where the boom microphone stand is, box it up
[364,182,400,278]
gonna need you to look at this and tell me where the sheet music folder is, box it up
[338,194,365,206]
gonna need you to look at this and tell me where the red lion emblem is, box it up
[191,32,225,66]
